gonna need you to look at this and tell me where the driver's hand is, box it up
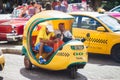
[54,38,60,43]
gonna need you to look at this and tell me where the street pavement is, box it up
[0,42,120,80]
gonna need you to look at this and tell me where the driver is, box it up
[34,23,58,64]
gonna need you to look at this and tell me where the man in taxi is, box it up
[55,23,74,42]
[34,23,58,64]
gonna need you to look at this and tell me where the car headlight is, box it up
[11,25,17,35]
[71,45,84,50]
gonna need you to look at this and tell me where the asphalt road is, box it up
[0,53,120,80]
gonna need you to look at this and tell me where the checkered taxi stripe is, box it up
[57,52,70,57]
[89,38,108,44]
[74,36,108,44]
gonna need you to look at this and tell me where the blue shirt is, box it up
[54,5,67,12]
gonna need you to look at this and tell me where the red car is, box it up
[0,6,29,42]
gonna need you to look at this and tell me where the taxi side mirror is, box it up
[97,26,105,32]
[86,33,90,38]
[81,33,90,42]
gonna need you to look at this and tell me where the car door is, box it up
[72,15,108,54]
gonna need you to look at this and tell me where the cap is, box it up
[46,24,54,32]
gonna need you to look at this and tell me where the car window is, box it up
[12,8,21,18]
[72,15,82,28]
[98,15,120,32]
[81,16,101,30]
[111,7,120,12]
[72,15,101,30]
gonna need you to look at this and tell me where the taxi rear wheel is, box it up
[24,56,32,70]
[111,45,120,62]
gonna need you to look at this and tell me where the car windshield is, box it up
[11,8,21,18]
[98,15,120,32]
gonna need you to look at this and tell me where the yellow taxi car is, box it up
[0,49,5,71]
[70,12,120,62]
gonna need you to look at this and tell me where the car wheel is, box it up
[69,67,77,79]
[111,45,120,62]
[24,56,32,70]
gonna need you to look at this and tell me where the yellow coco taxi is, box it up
[70,12,120,62]
[22,10,88,79]
[0,49,5,71]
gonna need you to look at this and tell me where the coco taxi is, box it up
[70,12,120,62]
[0,48,5,71]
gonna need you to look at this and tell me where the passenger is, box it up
[55,23,74,42]
[34,23,58,64]
[28,1,36,17]
[19,4,29,18]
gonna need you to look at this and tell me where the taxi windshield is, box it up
[98,15,120,32]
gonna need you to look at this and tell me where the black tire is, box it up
[24,56,32,70]
[69,67,77,79]
[111,45,120,62]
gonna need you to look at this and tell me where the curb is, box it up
[2,49,22,55]
[1,45,22,55]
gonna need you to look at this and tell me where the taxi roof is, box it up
[69,12,107,17]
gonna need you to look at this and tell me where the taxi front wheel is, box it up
[69,67,77,79]
[111,45,120,63]
[24,56,32,70]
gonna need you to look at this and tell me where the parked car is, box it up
[106,12,120,20]
[0,6,29,42]
[0,14,11,24]
[67,3,93,12]
[0,49,5,71]
[109,5,120,12]
[69,12,120,62]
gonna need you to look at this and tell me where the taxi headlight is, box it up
[71,45,84,50]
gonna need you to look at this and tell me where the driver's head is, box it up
[58,23,65,32]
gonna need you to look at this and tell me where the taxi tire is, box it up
[69,67,77,79]
[24,56,32,70]
[111,45,120,63]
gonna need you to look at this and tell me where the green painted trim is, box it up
[26,17,74,64]
[68,62,86,68]
[22,46,28,56]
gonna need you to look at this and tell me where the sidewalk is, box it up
[0,43,22,55]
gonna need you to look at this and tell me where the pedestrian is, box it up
[28,1,36,17]
[62,0,68,9]
[52,0,57,10]
[45,2,52,10]
[54,0,67,12]
[35,2,43,13]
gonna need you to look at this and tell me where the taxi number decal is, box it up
[73,52,83,56]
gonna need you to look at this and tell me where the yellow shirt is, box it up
[35,26,55,45]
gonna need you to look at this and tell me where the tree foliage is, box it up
[103,0,120,11]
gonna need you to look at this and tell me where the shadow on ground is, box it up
[88,53,120,66]
[20,67,87,80]
[0,76,3,80]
